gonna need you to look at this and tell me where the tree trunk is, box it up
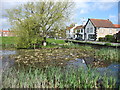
[34,44,35,49]
[42,37,47,46]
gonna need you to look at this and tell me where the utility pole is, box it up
[1,29,3,37]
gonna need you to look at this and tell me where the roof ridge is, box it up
[90,18,109,21]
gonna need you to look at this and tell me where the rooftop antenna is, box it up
[81,17,86,25]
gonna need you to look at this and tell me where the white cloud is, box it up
[0,17,11,30]
[92,2,116,11]
[74,0,119,2]
[0,0,119,30]
[75,2,116,15]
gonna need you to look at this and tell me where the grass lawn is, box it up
[47,38,65,44]
[0,37,65,45]
[0,37,15,44]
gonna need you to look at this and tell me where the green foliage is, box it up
[98,37,105,42]
[1,37,15,44]
[95,48,120,62]
[2,66,116,88]
[104,43,112,46]
[105,35,115,42]
[98,35,116,42]
[116,32,120,42]
[5,1,74,48]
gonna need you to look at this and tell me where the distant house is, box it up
[66,24,78,39]
[113,24,120,31]
[0,30,14,37]
[73,25,84,40]
[84,18,119,41]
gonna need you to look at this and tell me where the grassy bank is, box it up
[0,37,15,44]
[95,48,120,62]
[2,66,116,88]
[47,38,65,44]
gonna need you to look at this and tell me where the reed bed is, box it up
[2,66,116,88]
[95,48,120,62]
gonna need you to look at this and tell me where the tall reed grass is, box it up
[2,66,116,88]
[95,48,120,62]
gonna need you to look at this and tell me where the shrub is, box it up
[105,35,115,42]
[116,31,120,43]
[98,37,105,41]
[104,43,112,46]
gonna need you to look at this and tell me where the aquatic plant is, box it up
[2,66,116,88]
[95,48,120,62]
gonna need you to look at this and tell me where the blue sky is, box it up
[72,2,118,25]
[0,0,119,30]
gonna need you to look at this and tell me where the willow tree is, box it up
[5,0,74,48]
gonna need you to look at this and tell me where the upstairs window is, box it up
[77,29,80,33]
[87,28,89,33]
[81,29,83,33]
[109,29,112,34]
[90,27,93,33]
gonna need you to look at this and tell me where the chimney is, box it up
[74,24,78,27]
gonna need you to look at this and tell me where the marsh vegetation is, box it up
[1,42,120,88]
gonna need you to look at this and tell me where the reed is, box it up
[95,48,120,62]
[2,66,117,88]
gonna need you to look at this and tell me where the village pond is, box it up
[1,46,120,88]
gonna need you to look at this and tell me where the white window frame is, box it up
[109,29,112,34]
[87,28,89,33]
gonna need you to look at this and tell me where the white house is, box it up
[84,18,119,41]
[66,24,78,39]
[73,25,84,40]
[114,24,120,31]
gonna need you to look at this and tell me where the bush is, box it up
[98,37,105,41]
[104,43,112,46]
[105,35,115,42]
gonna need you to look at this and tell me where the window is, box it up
[69,30,70,33]
[81,29,83,33]
[77,29,80,33]
[109,29,112,34]
[101,29,104,33]
[90,27,93,33]
[88,34,95,40]
[87,28,89,33]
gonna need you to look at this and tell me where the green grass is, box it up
[2,66,117,88]
[0,37,65,45]
[95,48,120,62]
[47,38,65,44]
[0,37,15,44]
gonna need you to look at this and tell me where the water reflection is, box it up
[1,50,16,70]
[1,50,120,86]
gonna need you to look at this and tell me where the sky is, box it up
[0,0,120,30]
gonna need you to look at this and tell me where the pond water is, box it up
[1,49,120,86]
[0,50,16,70]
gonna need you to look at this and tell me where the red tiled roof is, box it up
[113,24,120,28]
[90,19,115,28]
[0,30,10,32]
[74,25,84,30]
[66,26,74,30]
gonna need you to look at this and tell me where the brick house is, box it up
[113,24,120,31]
[0,30,14,37]
[84,18,119,41]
